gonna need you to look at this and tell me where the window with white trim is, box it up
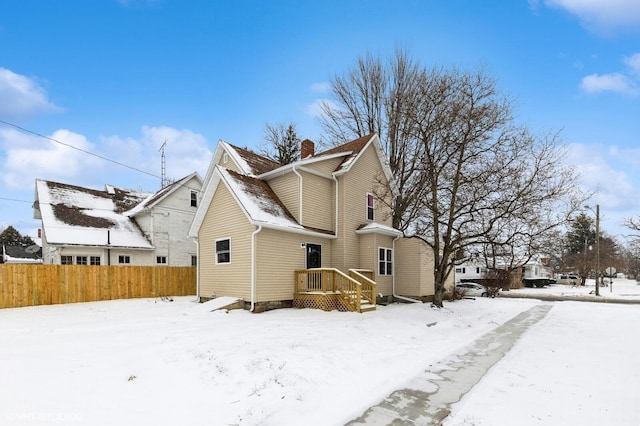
[76,256,87,265]
[61,256,73,265]
[367,193,374,221]
[90,256,101,265]
[190,191,197,207]
[216,238,230,264]
[378,247,393,276]
[156,256,167,265]
[118,255,131,264]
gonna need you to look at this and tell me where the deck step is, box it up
[360,303,376,312]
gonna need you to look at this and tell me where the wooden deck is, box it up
[293,268,376,313]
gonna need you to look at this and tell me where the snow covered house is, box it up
[189,134,447,312]
[2,244,43,264]
[33,173,202,266]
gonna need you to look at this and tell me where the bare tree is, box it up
[319,48,425,230]
[320,51,585,307]
[624,216,640,239]
[260,122,300,165]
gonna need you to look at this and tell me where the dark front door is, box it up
[306,243,322,290]
[306,243,321,269]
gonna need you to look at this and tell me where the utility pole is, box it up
[595,204,600,296]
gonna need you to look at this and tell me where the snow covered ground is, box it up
[1,279,639,425]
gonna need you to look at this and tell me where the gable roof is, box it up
[35,179,154,249]
[126,172,202,217]
[189,166,334,238]
[314,134,372,172]
[190,133,394,238]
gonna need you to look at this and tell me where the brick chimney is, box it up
[301,139,315,159]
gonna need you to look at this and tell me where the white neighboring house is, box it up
[33,173,202,266]
[455,256,554,288]
[454,260,489,283]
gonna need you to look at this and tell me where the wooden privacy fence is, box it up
[0,264,197,309]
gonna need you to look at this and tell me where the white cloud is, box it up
[568,142,640,236]
[0,124,211,194]
[580,72,638,95]
[0,68,62,119]
[544,0,640,34]
[101,125,212,185]
[0,128,102,190]
[624,53,640,77]
[309,82,331,93]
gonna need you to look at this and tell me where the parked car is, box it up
[556,273,579,286]
[456,282,488,297]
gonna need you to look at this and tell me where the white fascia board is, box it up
[258,152,351,180]
[355,223,403,238]
[256,222,337,239]
[188,168,222,237]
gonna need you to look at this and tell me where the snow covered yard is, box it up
[0,295,533,425]
[1,282,639,425]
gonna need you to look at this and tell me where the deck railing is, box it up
[294,268,376,312]
[348,269,376,306]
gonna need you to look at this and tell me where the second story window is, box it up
[367,193,374,221]
[191,191,197,207]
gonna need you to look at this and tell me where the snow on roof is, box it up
[35,179,154,249]
[126,172,201,217]
[3,245,43,263]
[222,141,281,176]
[220,168,304,230]
[355,222,403,237]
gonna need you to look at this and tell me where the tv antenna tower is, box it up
[159,140,167,188]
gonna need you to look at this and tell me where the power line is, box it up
[0,197,33,204]
[0,119,160,179]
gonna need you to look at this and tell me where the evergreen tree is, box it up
[0,226,36,247]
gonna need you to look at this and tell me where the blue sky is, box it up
[1,0,640,241]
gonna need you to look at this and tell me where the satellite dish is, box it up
[25,245,41,254]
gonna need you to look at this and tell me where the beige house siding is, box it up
[304,157,344,175]
[198,184,254,300]
[268,173,300,221]
[300,171,334,231]
[333,143,394,271]
[394,237,459,298]
[255,229,332,302]
[395,238,432,297]
[217,148,243,173]
[358,233,394,295]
